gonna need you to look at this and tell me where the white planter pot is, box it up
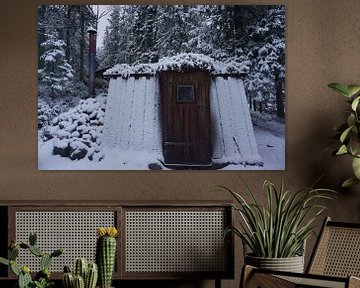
[245,254,305,273]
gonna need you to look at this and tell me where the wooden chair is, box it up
[241,217,360,288]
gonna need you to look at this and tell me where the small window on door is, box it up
[177,85,195,103]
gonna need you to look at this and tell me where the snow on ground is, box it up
[253,126,285,170]
[38,124,284,170]
[212,125,284,170]
[38,140,165,170]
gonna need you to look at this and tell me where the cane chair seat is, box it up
[308,225,360,277]
[277,274,347,288]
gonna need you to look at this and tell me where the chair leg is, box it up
[240,265,255,288]
[215,278,221,288]
[349,276,360,288]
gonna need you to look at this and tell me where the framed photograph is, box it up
[38,5,285,170]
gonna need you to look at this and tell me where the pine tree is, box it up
[38,5,96,87]
[244,5,285,117]
[38,34,74,98]
[101,6,122,66]
[130,5,158,63]
[185,6,213,55]
[154,5,189,57]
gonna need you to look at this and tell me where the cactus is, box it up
[10,260,20,276]
[19,270,32,288]
[9,246,19,260]
[85,263,98,288]
[51,248,64,257]
[19,243,30,249]
[41,253,52,270]
[74,258,88,279]
[96,227,118,288]
[74,275,85,288]
[63,272,74,288]
[0,232,64,288]
[18,267,32,288]
[64,265,72,273]
[63,260,98,288]
[29,232,37,246]
[29,245,44,257]
[21,265,30,274]
[62,265,74,288]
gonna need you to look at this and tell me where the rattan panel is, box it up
[310,226,360,277]
[125,210,227,273]
[277,275,345,288]
[15,211,115,272]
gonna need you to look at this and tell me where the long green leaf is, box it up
[347,85,360,97]
[342,177,360,187]
[352,157,360,179]
[328,83,351,97]
[347,114,356,127]
[351,96,360,111]
[340,127,353,143]
[336,144,348,155]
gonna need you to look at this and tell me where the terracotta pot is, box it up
[245,254,305,273]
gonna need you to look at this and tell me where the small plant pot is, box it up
[245,254,304,273]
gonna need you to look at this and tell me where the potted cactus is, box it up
[0,232,63,288]
[96,227,118,288]
[62,258,98,288]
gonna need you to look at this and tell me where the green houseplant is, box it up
[328,83,360,187]
[0,232,63,288]
[62,258,98,288]
[221,179,334,272]
[96,227,118,288]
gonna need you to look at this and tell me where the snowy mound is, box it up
[104,53,250,78]
[47,94,106,161]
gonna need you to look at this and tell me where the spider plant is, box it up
[222,179,335,258]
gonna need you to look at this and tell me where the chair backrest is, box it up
[307,217,360,277]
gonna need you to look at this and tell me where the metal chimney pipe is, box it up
[88,28,97,96]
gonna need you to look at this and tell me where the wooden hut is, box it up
[102,54,262,169]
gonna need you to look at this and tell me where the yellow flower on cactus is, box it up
[107,227,118,237]
[97,227,118,238]
[21,265,30,273]
[97,227,107,237]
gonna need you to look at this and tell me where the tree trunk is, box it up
[65,6,72,61]
[248,95,253,110]
[275,69,285,118]
[79,7,85,82]
[259,102,263,114]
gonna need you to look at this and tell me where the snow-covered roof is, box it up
[104,53,249,78]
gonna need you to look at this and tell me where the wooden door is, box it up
[160,71,212,167]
